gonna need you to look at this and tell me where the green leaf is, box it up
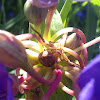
[90,0,100,19]
[57,0,65,12]
[50,10,63,40]
[60,0,72,27]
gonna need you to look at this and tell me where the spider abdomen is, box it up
[38,50,57,67]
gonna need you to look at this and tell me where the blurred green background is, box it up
[0,0,100,99]
[0,0,100,65]
[0,0,28,34]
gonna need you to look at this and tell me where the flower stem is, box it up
[51,27,86,43]
[74,37,100,53]
[22,40,40,53]
[22,63,57,86]
[16,33,43,44]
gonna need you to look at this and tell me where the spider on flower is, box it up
[1,26,99,99]
[15,25,87,97]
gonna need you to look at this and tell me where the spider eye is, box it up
[38,50,57,67]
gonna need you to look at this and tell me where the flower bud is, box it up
[24,0,48,25]
[65,33,80,49]
[26,49,39,66]
[64,33,81,62]
[0,30,27,68]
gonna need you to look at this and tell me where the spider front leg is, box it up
[52,34,68,62]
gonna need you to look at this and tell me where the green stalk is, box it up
[43,6,57,41]
[29,23,43,52]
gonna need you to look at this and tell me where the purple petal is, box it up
[0,2,1,11]
[0,63,14,99]
[78,79,95,100]
[0,63,8,91]
[31,0,58,8]
[0,63,8,99]
[7,77,14,100]
[78,54,100,99]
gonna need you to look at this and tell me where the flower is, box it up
[0,27,100,100]
[15,27,88,100]
[16,29,99,100]
[78,54,100,100]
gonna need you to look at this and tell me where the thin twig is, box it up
[30,25,45,43]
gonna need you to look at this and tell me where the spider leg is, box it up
[62,53,79,67]
[30,25,45,43]
[16,33,44,44]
